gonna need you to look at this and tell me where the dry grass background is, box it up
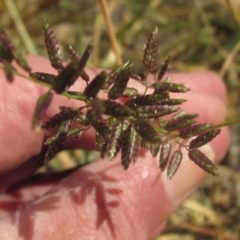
[1,0,240,239]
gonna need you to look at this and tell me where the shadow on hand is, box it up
[0,164,123,240]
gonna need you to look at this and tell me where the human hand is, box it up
[0,56,230,239]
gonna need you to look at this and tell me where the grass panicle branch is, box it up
[1,25,230,180]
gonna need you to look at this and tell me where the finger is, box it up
[0,80,229,239]
[0,127,229,239]
[167,71,226,100]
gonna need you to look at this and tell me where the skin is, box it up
[0,56,230,239]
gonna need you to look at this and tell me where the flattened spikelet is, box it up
[30,72,56,85]
[0,30,29,73]
[137,105,179,118]
[121,87,139,98]
[53,62,78,93]
[66,43,89,82]
[167,150,183,180]
[173,112,199,120]
[157,56,169,81]
[165,116,197,131]
[130,72,145,82]
[0,30,14,62]
[84,71,107,98]
[159,141,171,171]
[92,100,136,118]
[157,98,186,105]
[121,125,140,169]
[132,134,141,164]
[179,123,213,139]
[143,27,159,73]
[87,110,110,140]
[76,111,89,126]
[0,30,15,52]
[103,60,132,90]
[66,43,80,62]
[126,93,170,108]
[45,131,66,163]
[66,91,86,101]
[3,62,15,82]
[44,22,63,71]
[189,129,221,149]
[150,142,161,157]
[64,128,84,143]
[152,81,190,93]
[32,91,53,130]
[77,41,93,77]
[41,107,78,129]
[108,65,131,100]
[134,120,161,143]
[108,122,123,161]
[188,149,219,176]
[95,133,108,158]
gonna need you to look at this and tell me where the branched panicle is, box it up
[143,27,159,73]
[188,149,219,176]
[6,25,223,179]
[44,22,63,71]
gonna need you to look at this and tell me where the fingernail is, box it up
[162,143,215,207]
